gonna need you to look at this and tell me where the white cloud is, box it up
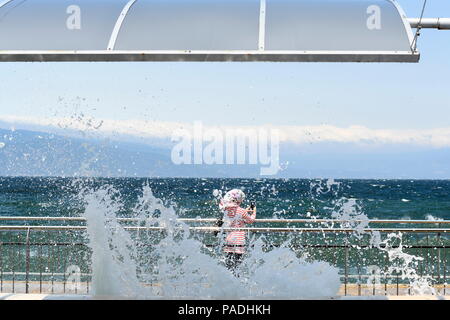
[1,115,450,148]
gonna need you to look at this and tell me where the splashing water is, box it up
[378,233,435,295]
[79,179,438,298]
[83,187,143,296]
[80,183,341,299]
[308,178,436,295]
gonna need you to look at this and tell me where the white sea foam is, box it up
[81,184,341,299]
[308,179,436,295]
[425,214,443,221]
[378,233,435,295]
[79,179,438,298]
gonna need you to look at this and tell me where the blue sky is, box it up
[0,0,449,178]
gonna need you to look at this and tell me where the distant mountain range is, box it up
[0,127,450,179]
[0,128,262,177]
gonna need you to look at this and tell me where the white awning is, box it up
[0,0,419,62]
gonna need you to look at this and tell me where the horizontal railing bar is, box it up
[0,272,91,277]
[0,225,449,233]
[341,275,448,279]
[182,218,450,224]
[0,242,87,246]
[0,226,86,231]
[0,272,445,280]
[152,226,450,233]
[0,216,449,224]
[0,216,87,221]
[1,242,449,249]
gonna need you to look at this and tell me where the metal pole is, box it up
[25,227,31,294]
[0,242,2,293]
[384,253,388,295]
[10,236,15,293]
[437,233,441,294]
[38,245,42,294]
[408,18,450,30]
[444,247,447,295]
[62,246,66,294]
[426,235,430,276]
[357,258,361,296]
[396,273,399,296]
[344,233,349,296]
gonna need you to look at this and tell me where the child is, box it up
[219,189,256,275]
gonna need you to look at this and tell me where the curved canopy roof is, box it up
[0,0,419,62]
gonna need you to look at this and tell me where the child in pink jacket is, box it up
[219,189,256,275]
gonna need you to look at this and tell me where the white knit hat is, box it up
[221,189,246,208]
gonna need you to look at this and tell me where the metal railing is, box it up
[0,217,449,296]
[1,216,450,224]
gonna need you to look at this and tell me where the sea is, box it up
[0,177,449,221]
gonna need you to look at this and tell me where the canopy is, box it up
[0,0,419,62]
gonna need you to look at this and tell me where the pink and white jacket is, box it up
[221,205,256,254]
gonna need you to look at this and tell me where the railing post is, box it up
[25,227,31,294]
[344,232,349,296]
[396,272,399,296]
[437,232,441,295]
[0,242,3,293]
[357,263,361,296]
[384,253,388,295]
[444,246,447,295]
[38,245,42,294]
